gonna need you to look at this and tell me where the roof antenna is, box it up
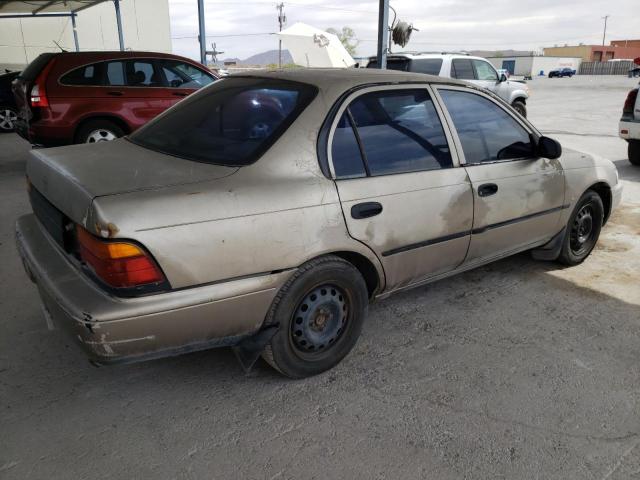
[53,40,68,52]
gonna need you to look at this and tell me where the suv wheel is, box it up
[629,140,640,166]
[76,119,124,144]
[511,100,527,118]
[557,190,604,266]
[261,255,368,378]
[0,106,17,132]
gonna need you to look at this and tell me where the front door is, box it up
[435,87,565,263]
[328,86,474,292]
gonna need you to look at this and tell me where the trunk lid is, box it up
[27,138,238,227]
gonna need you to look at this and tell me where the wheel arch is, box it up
[322,250,383,299]
[74,115,131,143]
[588,182,612,224]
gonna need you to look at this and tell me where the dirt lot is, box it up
[1,75,640,479]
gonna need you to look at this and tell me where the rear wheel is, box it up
[511,100,527,118]
[629,140,640,166]
[0,106,17,132]
[76,119,124,144]
[557,190,604,266]
[261,255,368,378]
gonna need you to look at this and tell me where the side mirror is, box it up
[499,73,508,82]
[537,136,562,159]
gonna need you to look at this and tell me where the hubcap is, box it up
[86,129,117,143]
[570,204,594,254]
[0,109,17,131]
[291,285,349,353]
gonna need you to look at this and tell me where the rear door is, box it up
[328,85,474,292]
[118,59,168,128]
[434,86,565,263]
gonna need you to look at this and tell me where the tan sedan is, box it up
[16,69,622,377]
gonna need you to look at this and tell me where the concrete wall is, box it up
[487,56,582,76]
[543,46,592,61]
[0,0,171,71]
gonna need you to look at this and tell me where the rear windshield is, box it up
[19,53,56,81]
[129,77,317,166]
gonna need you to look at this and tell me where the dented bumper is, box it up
[15,214,291,365]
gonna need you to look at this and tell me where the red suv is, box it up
[12,51,217,146]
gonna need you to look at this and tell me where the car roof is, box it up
[232,67,467,91]
[47,51,198,61]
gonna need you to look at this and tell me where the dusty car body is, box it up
[16,69,622,377]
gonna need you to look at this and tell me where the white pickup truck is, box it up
[619,82,640,165]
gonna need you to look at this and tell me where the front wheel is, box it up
[629,140,640,166]
[557,190,604,266]
[261,255,368,378]
[0,106,17,132]
[511,100,527,118]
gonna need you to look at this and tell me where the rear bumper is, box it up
[15,214,292,365]
[619,119,640,141]
[15,118,72,147]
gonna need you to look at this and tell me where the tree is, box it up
[326,26,360,56]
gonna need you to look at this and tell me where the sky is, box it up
[168,0,639,62]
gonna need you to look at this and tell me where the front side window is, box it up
[331,89,452,178]
[60,63,102,86]
[129,78,317,166]
[451,59,475,80]
[472,60,498,81]
[439,89,534,164]
[161,60,215,88]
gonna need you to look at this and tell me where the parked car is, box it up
[12,51,217,146]
[367,52,530,117]
[619,82,640,165]
[0,70,20,133]
[16,69,622,377]
[548,67,576,78]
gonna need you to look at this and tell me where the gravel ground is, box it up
[1,75,640,480]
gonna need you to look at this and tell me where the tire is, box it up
[557,190,604,266]
[0,106,17,133]
[629,140,640,166]
[512,100,527,118]
[75,119,124,144]
[261,255,368,378]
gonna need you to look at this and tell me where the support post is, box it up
[197,0,206,65]
[376,0,389,69]
[71,13,79,52]
[113,0,124,51]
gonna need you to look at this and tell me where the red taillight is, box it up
[30,58,55,108]
[623,89,638,116]
[76,227,165,289]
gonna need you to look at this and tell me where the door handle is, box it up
[351,202,383,219]
[172,92,188,97]
[107,91,123,96]
[478,183,498,197]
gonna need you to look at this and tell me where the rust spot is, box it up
[94,221,119,238]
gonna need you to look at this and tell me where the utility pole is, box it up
[376,0,389,69]
[197,0,207,65]
[276,2,286,68]
[601,15,609,46]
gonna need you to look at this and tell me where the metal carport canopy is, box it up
[0,1,125,52]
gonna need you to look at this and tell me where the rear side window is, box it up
[331,113,366,178]
[129,77,317,166]
[59,63,102,86]
[331,89,452,178]
[451,59,475,80]
[411,59,443,75]
[366,58,410,71]
[439,89,534,163]
[105,61,125,86]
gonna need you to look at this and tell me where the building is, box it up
[486,55,582,77]
[0,0,171,71]
[543,41,640,62]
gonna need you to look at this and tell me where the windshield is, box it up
[129,77,317,166]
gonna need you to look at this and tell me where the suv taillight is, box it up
[76,226,166,289]
[623,88,638,119]
[29,58,55,108]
